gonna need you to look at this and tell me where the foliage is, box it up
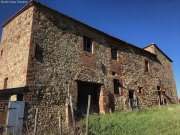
[79,104,180,135]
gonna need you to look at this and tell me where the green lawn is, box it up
[79,104,180,135]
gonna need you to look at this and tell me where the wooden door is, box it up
[6,101,25,135]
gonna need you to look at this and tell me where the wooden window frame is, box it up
[83,36,92,53]
[111,47,118,60]
[145,60,150,73]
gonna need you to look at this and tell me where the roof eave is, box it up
[2,1,35,28]
[0,86,29,95]
[1,1,158,59]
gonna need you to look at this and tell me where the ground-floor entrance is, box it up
[129,90,137,110]
[77,81,101,114]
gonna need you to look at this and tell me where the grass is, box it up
[78,104,180,135]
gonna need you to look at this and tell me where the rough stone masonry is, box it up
[0,1,178,134]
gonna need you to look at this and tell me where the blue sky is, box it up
[0,0,180,97]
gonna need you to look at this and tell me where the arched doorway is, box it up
[77,81,101,114]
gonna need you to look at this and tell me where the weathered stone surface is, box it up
[0,6,34,89]
[0,1,178,134]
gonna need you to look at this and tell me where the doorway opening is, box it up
[157,86,163,105]
[77,81,101,114]
[129,90,137,110]
[129,90,134,99]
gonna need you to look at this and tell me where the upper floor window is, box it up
[113,79,120,94]
[35,45,43,62]
[111,48,117,60]
[145,60,150,72]
[3,77,8,89]
[1,49,3,56]
[83,36,92,53]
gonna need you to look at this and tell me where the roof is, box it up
[0,87,29,95]
[144,44,173,62]
[2,1,34,27]
[2,1,160,59]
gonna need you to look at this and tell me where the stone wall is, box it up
[0,6,34,89]
[25,4,111,133]
[0,1,177,134]
[145,45,178,102]
[119,45,161,108]
[22,3,177,133]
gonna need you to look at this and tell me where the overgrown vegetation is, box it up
[79,104,180,135]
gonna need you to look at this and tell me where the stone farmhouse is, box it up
[0,1,178,134]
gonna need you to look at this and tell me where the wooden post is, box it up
[162,95,165,105]
[25,121,30,135]
[67,83,70,97]
[136,97,139,110]
[65,98,69,133]
[33,108,38,135]
[128,98,131,109]
[70,96,76,131]
[86,95,91,135]
[58,111,62,134]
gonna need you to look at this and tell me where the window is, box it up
[1,49,3,56]
[35,45,43,62]
[112,71,116,76]
[111,48,117,60]
[145,60,150,72]
[129,90,134,99]
[138,87,143,94]
[113,79,120,94]
[3,77,8,89]
[83,36,92,53]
